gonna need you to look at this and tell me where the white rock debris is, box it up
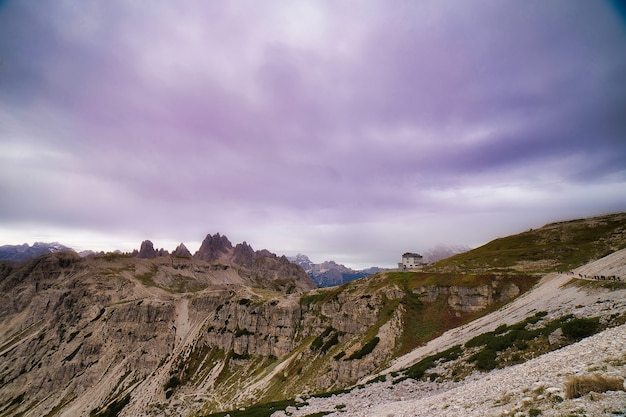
[275,323,625,417]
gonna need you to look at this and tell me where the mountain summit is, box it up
[288,253,385,287]
[194,232,233,261]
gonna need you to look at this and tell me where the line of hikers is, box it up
[561,271,622,281]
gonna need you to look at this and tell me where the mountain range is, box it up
[287,253,385,287]
[0,213,625,417]
[289,244,470,288]
[0,241,73,262]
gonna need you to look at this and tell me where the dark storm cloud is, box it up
[1,1,625,267]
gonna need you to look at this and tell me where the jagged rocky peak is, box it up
[138,240,157,258]
[194,233,233,261]
[233,241,256,266]
[136,240,169,258]
[290,253,315,270]
[172,242,192,258]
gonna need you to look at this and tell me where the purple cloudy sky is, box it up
[1,1,626,269]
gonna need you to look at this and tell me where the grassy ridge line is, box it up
[427,212,626,273]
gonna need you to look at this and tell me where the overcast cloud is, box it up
[1,1,625,269]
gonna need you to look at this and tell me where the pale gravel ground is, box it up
[307,324,626,417]
[273,249,626,417]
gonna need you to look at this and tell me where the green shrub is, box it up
[485,334,514,351]
[89,394,131,417]
[514,340,529,350]
[321,333,339,353]
[310,335,324,351]
[235,327,254,337]
[320,326,334,338]
[494,324,509,334]
[403,345,463,381]
[232,351,251,360]
[469,348,497,370]
[405,357,436,380]
[164,376,180,391]
[202,399,299,417]
[347,337,380,360]
[435,345,463,362]
[561,317,599,339]
[465,332,496,348]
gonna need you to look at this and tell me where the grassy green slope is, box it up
[427,212,626,274]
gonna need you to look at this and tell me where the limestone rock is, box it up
[232,241,256,266]
[172,243,192,258]
[414,282,519,313]
[548,327,565,345]
[448,285,494,312]
[138,240,157,258]
[194,233,233,261]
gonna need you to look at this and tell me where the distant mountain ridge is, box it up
[0,241,74,261]
[132,233,298,269]
[288,245,470,287]
[0,235,317,292]
[288,253,385,287]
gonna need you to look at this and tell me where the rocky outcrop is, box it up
[194,233,233,262]
[232,241,256,267]
[190,234,316,292]
[138,240,157,258]
[413,281,520,313]
[172,242,192,258]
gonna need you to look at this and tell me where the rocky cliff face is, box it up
[414,281,520,312]
[0,252,534,417]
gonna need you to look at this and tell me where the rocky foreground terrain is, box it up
[274,250,626,417]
